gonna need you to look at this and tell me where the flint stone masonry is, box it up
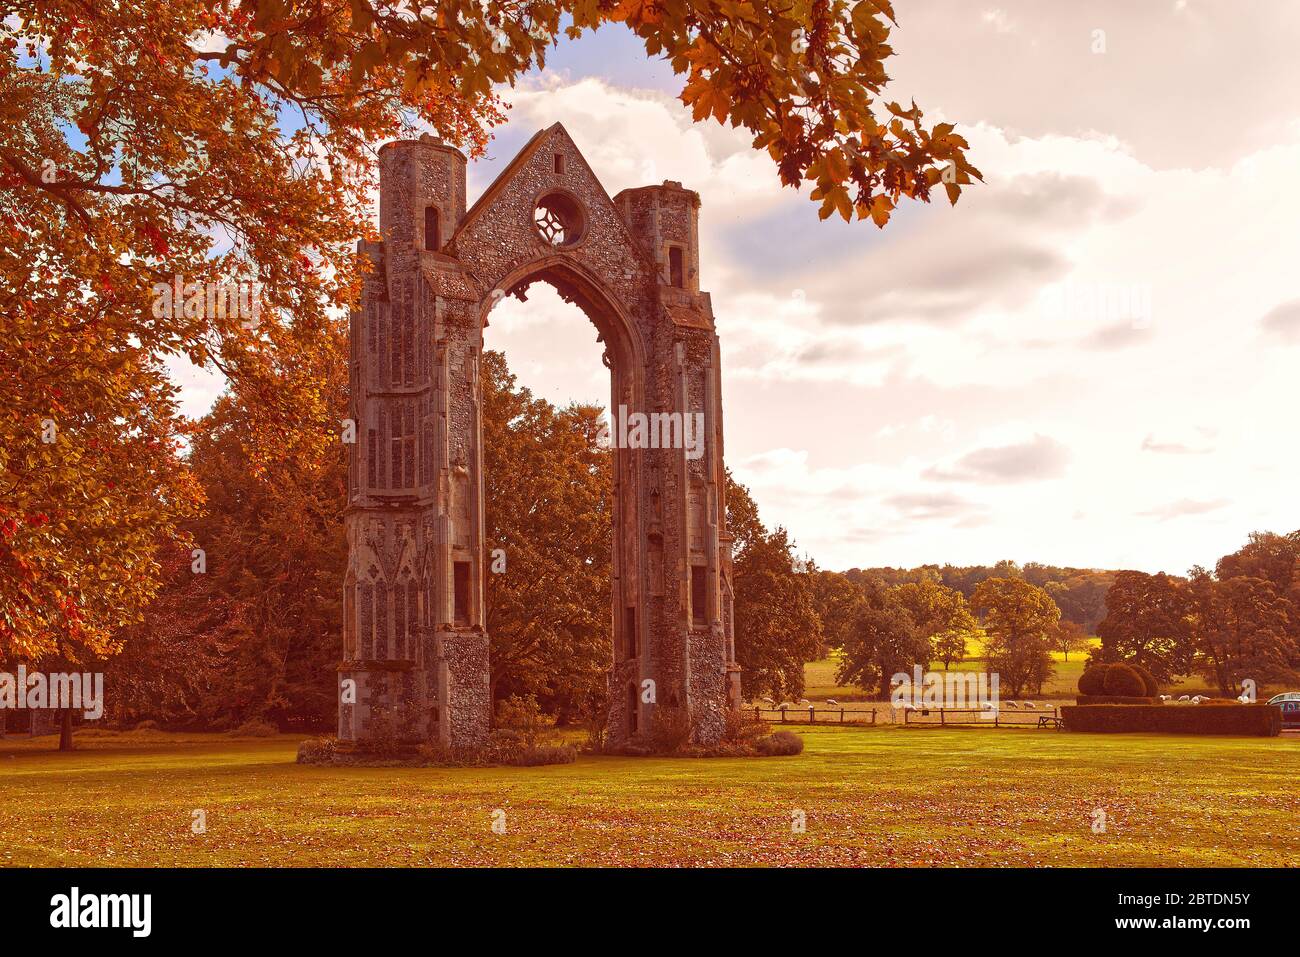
[338,124,740,750]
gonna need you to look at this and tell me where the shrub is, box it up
[484,728,525,763]
[133,719,160,732]
[1130,663,1160,697]
[649,706,693,754]
[723,707,767,744]
[296,736,339,764]
[755,731,804,756]
[232,717,280,737]
[1078,664,1110,695]
[582,705,608,752]
[1103,663,1146,697]
[1061,704,1280,736]
[495,694,549,749]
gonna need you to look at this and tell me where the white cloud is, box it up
[172,4,1300,576]
[477,68,1300,573]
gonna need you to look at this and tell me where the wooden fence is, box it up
[901,706,1060,729]
[752,706,878,726]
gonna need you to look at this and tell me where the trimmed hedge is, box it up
[1103,663,1146,697]
[1075,694,1159,705]
[1130,663,1160,697]
[1062,704,1281,736]
[1078,664,1110,695]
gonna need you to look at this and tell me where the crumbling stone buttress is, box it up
[339,125,739,750]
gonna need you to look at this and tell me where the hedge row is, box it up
[1075,694,1160,706]
[1062,704,1281,736]
[1078,662,1161,697]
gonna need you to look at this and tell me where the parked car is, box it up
[1279,700,1300,729]
[1266,692,1300,706]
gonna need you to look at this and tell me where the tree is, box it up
[808,569,866,652]
[482,351,611,720]
[176,315,349,731]
[892,577,977,667]
[1044,572,1115,633]
[0,289,202,747]
[104,308,351,734]
[728,475,821,702]
[836,582,928,698]
[104,541,231,729]
[1216,530,1300,594]
[932,618,981,671]
[1216,530,1300,643]
[1188,571,1297,696]
[853,562,1114,632]
[971,577,1059,697]
[1049,619,1091,662]
[1094,570,1194,682]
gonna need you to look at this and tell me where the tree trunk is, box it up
[59,708,74,751]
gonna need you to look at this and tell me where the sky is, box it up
[176,1,1300,575]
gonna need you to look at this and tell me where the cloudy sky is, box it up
[184,1,1300,574]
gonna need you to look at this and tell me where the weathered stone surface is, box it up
[339,124,738,750]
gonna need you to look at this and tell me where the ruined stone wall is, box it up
[341,125,735,751]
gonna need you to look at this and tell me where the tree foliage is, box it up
[1048,618,1090,662]
[892,577,978,666]
[1094,570,1194,682]
[728,473,821,701]
[835,579,927,698]
[808,568,865,652]
[482,350,611,721]
[970,576,1058,697]
[846,562,1114,632]
[2,0,974,680]
[1188,570,1297,697]
[106,311,350,729]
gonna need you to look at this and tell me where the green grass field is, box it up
[800,643,1225,706]
[800,650,1095,704]
[2,726,1296,867]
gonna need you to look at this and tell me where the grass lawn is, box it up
[1,726,1296,867]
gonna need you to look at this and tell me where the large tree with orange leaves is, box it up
[1,0,975,665]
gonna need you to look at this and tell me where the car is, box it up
[1267,692,1300,706]
[1279,700,1300,729]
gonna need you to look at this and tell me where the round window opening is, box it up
[534,192,585,247]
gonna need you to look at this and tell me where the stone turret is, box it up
[379,134,467,257]
[614,181,702,292]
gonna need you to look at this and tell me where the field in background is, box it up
[797,640,1225,707]
[1,727,1296,867]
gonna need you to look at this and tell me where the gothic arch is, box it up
[339,123,740,750]
[480,254,649,393]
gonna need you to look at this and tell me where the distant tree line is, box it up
[812,533,1300,700]
[841,561,1115,633]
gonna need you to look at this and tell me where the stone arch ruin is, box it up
[338,123,740,749]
